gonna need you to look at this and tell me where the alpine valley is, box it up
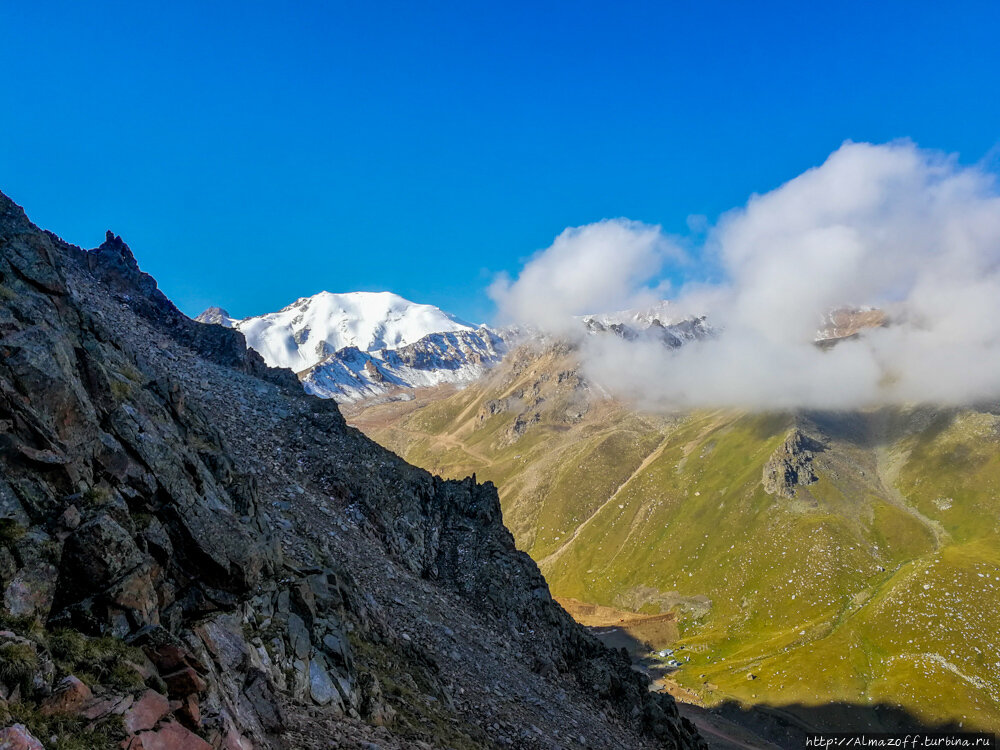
[238,296,1000,741]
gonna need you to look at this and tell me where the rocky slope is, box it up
[348,339,1000,734]
[0,191,704,749]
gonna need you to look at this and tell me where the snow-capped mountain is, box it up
[204,291,477,373]
[579,302,713,347]
[196,291,509,402]
[194,306,237,328]
[301,327,509,402]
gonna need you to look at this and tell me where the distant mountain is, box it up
[579,301,714,347]
[194,306,237,327]
[815,306,888,345]
[218,291,478,373]
[301,326,510,402]
[197,292,510,402]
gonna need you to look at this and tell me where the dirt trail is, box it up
[537,433,674,569]
[377,423,494,466]
[871,435,949,552]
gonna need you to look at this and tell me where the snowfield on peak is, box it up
[225,291,477,373]
[578,302,714,347]
[301,327,510,402]
[197,291,508,402]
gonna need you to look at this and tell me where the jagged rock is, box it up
[177,694,201,729]
[59,513,144,595]
[80,693,133,720]
[57,504,81,530]
[3,562,58,618]
[286,613,310,660]
[308,655,341,708]
[762,428,822,498]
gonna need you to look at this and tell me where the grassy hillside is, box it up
[346,344,1000,731]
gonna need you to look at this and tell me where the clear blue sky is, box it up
[2,1,998,323]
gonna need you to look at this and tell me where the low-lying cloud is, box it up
[489,219,685,335]
[490,140,1000,410]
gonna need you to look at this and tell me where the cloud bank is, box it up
[489,219,685,334]
[490,141,1000,410]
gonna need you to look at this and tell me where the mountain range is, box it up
[197,293,510,402]
[346,332,1000,737]
[226,292,997,739]
[199,295,715,403]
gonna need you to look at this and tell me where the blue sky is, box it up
[2,1,998,323]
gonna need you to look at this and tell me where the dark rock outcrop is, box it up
[762,428,823,499]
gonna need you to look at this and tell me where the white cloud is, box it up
[495,140,1000,409]
[488,219,685,334]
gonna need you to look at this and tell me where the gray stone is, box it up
[308,655,342,711]
[286,613,310,660]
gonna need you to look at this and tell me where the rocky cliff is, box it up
[0,191,703,749]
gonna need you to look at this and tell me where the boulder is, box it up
[59,513,144,595]
[123,689,170,733]
[3,562,58,618]
[308,655,344,712]
[39,675,92,716]
[0,724,44,750]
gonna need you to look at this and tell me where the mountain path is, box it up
[872,440,949,552]
[537,433,674,569]
[380,422,494,466]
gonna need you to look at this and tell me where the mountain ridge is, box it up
[0,189,703,749]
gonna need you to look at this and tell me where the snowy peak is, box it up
[301,327,511,402]
[579,302,713,347]
[230,291,477,373]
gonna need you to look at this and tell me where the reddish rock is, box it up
[0,724,44,750]
[147,643,192,674]
[123,689,170,733]
[162,666,207,696]
[177,694,201,729]
[124,721,213,750]
[81,693,133,720]
[40,675,92,716]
